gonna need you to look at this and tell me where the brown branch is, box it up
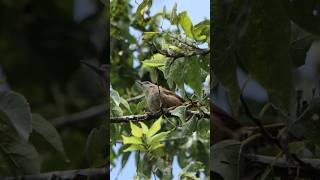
[245,154,320,178]
[111,110,209,123]
[1,168,108,180]
[53,104,107,129]
[240,95,320,175]
[53,95,144,129]
[240,94,282,149]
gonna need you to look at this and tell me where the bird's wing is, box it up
[160,87,185,103]
[211,103,242,129]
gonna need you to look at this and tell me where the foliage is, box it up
[110,0,210,179]
[0,0,107,178]
[212,0,320,179]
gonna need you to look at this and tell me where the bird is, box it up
[136,80,185,112]
[211,102,255,145]
[211,102,285,145]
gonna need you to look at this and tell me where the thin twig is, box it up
[1,168,108,180]
[53,95,144,129]
[240,94,282,149]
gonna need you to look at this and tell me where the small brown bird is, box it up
[211,103,254,144]
[211,103,284,145]
[136,81,185,112]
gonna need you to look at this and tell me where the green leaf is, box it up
[143,32,160,41]
[170,2,178,25]
[147,131,169,145]
[32,114,68,162]
[110,87,120,106]
[122,135,143,145]
[212,0,241,114]
[149,143,164,151]
[288,141,305,154]
[0,91,32,142]
[120,97,131,113]
[130,121,143,137]
[182,115,198,136]
[123,144,145,152]
[179,11,194,39]
[239,0,294,111]
[164,58,185,90]
[146,116,162,138]
[136,0,152,17]
[193,20,210,42]
[121,151,131,170]
[185,57,202,97]
[0,136,41,174]
[170,106,186,123]
[142,53,168,68]
[85,127,107,167]
[139,122,149,134]
[111,99,123,117]
[211,140,241,180]
[136,99,146,113]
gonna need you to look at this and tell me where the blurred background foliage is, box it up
[0,0,106,174]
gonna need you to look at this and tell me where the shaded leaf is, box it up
[284,0,320,36]
[239,0,294,111]
[211,140,241,180]
[85,127,107,167]
[32,114,68,161]
[170,106,186,123]
[0,91,32,142]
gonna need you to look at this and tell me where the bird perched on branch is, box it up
[136,80,185,112]
[211,102,285,145]
[211,103,255,145]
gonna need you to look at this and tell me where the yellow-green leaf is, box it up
[149,143,164,151]
[143,32,160,41]
[130,122,142,137]
[142,54,168,68]
[123,144,145,152]
[122,135,142,145]
[139,122,149,134]
[147,131,169,145]
[146,116,162,138]
[179,11,194,39]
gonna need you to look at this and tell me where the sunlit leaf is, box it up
[122,135,143,145]
[139,122,149,134]
[130,121,143,137]
[123,144,145,152]
[147,131,169,145]
[149,143,164,151]
[179,11,194,39]
[146,116,162,138]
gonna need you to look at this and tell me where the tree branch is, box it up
[245,154,320,178]
[111,110,209,123]
[53,104,107,129]
[53,95,144,129]
[1,168,108,180]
